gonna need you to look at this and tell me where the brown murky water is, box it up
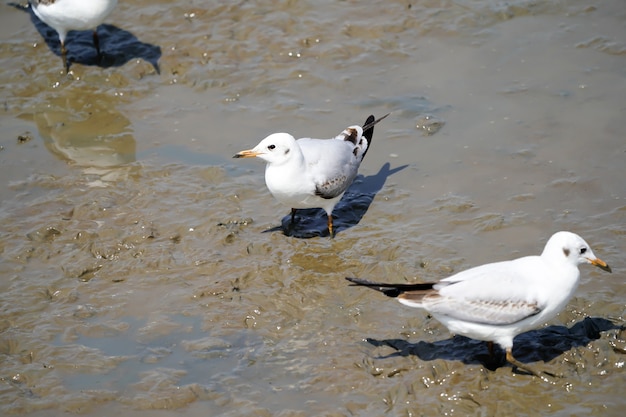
[1,0,625,415]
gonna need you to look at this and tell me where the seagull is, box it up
[346,231,612,379]
[29,0,118,72]
[233,113,389,237]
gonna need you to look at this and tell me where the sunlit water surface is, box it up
[0,0,625,416]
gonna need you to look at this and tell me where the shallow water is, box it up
[1,0,625,416]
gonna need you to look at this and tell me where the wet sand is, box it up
[1,0,625,416]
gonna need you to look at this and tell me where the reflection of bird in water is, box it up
[347,231,612,380]
[33,105,136,184]
[29,0,118,72]
[234,113,389,237]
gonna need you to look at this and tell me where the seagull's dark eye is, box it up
[579,247,587,255]
[268,144,276,150]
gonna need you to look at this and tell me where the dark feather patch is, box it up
[360,114,377,159]
[346,277,436,299]
[314,175,348,199]
[314,188,336,199]
[563,248,570,257]
[362,115,376,142]
[341,128,359,145]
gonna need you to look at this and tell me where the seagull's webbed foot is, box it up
[505,348,560,383]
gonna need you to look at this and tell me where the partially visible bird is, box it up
[347,231,612,379]
[234,113,389,237]
[29,0,118,72]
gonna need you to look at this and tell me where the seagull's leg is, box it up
[61,41,69,73]
[290,209,297,226]
[93,29,102,60]
[327,214,334,238]
[480,341,501,371]
[505,348,555,382]
[284,208,297,235]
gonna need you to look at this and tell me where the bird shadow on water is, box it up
[10,3,161,73]
[263,162,408,239]
[366,317,623,372]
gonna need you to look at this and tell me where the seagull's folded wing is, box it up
[405,293,542,325]
[298,139,360,199]
[404,259,547,325]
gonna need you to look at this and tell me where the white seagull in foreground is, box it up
[347,231,612,379]
[29,0,118,72]
[234,113,389,237]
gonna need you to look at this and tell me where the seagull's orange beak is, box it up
[233,149,260,158]
[589,257,612,273]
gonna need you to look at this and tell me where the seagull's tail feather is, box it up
[345,277,435,299]
[360,113,389,159]
[334,113,389,161]
[362,115,376,142]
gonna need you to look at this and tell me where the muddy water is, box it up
[1,0,625,415]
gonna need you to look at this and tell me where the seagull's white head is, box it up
[542,231,611,272]
[233,133,299,166]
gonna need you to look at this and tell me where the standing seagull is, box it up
[30,0,118,72]
[234,113,389,237]
[347,231,612,379]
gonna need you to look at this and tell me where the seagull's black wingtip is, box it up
[361,113,390,157]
